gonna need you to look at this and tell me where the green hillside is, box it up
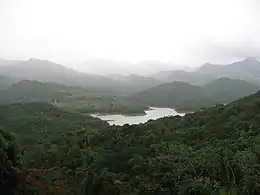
[202,77,259,103]
[2,89,260,194]
[78,90,260,194]
[133,78,259,111]
[0,102,108,145]
[0,80,147,114]
[132,81,211,111]
[0,80,74,103]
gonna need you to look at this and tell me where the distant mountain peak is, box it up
[200,62,217,69]
[233,57,260,69]
[28,58,40,61]
[244,57,258,61]
[242,57,259,64]
[202,62,212,66]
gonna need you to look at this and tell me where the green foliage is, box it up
[3,89,260,194]
[0,80,148,115]
[75,91,260,194]
[0,102,108,145]
[132,78,259,112]
[0,129,20,195]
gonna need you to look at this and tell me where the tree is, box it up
[0,129,20,195]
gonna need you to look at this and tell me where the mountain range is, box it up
[0,59,163,94]
[1,57,260,113]
[107,74,163,92]
[0,58,123,89]
[2,57,260,194]
[1,57,260,89]
[197,57,260,82]
[151,57,260,86]
[152,70,215,85]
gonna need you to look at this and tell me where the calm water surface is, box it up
[90,107,185,126]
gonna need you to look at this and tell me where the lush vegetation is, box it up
[66,91,260,194]
[0,102,108,145]
[1,90,260,194]
[1,58,260,115]
[133,78,259,111]
[0,129,20,195]
[0,80,147,115]
[1,78,258,116]
[1,58,260,194]
[0,102,109,194]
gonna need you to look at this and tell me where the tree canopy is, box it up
[1,90,260,194]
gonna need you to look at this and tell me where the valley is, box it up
[2,1,260,194]
[1,57,260,194]
[1,58,260,116]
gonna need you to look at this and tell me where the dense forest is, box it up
[1,58,260,194]
[0,80,148,115]
[1,58,260,115]
[1,90,260,194]
[132,78,259,111]
[0,78,258,115]
[2,0,260,192]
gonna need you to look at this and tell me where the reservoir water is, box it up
[90,107,185,126]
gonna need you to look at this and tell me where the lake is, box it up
[90,107,185,126]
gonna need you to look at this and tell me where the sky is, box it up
[0,0,260,74]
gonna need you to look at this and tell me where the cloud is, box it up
[0,0,259,72]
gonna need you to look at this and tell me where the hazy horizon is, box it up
[1,57,259,76]
[1,0,260,74]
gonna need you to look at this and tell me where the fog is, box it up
[0,0,260,74]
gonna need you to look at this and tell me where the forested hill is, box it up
[197,57,260,82]
[0,80,148,115]
[2,90,260,193]
[0,80,74,104]
[0,102,108,145]
[0,59,125,90]
[133,81,209,111]
[0,59,162,94]
[202,77,260,102]
[79,90,260,194]
[133,78,259,111]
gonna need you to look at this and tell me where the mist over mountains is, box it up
[151,57,260,86]
[1,57,260,89]
[75,59,193,76]
[1,56,260,195]
[1,57,260,81]
[0,56,260,112]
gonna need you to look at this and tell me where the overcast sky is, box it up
[0,0,260,73]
